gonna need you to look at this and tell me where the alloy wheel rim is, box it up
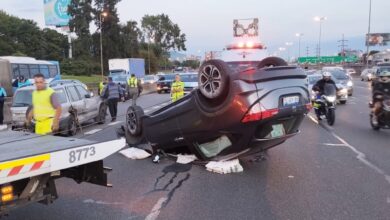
[200,65,222,97]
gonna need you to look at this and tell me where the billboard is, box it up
[44,0,71,27]
[298,56,359,64]
[366,33,390,46]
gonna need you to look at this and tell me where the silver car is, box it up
[11,83,106,135]
[180,72,198,95]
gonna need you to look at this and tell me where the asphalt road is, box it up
[6,78,390,220]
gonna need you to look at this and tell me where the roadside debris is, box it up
[120,147,151,160]
[205,159,244,174]
[176,154,198,164]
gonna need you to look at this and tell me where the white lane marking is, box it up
[108,121,123,126]
[83,199,122,205]
[145,197,168,220]
[307,114,390,185]
[84,129,102,135]
[322,143,346,147]
[307,114,319,124]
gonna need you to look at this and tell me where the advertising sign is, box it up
[44,0,71,27]
[366,33,390,46]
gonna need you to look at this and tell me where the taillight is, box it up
[241,103,279,123]
[238,42,244,48]
[246,41,254,48]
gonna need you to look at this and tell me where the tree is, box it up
[141,14,186,52]
[119,21,142,58]
[68,0,94,58]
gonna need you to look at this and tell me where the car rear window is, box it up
[330,70,349,80]
[12,90,33,107]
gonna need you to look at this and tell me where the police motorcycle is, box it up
[314,83,337,126]
[369,71,390,130]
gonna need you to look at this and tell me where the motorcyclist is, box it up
[312,71,337,120]
[371,69,390,126]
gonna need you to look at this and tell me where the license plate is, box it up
[283,96,299,106]
[270,124,285,138]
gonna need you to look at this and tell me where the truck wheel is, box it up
[67,115,77,136]
[257,57,288,69]
[198,59,230,100]
[95,104,107,124]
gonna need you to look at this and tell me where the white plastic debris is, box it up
[176,154,197,164]
[0,125,7,131]
[119,147,151,160]
[205,159,244,174]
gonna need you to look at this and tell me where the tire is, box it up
[257,57,288,69]
[67,115,77,136]
[327,108,335,126]
[198,59,230,100]
[95,104,107,124]
[340,100,347,105]
[125,106,144,145]
[370,114,380,131]
[25,105,35,133]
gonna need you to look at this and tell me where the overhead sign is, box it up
[44,0,71,27]
[298,56,359,64]
[366,33,390,46]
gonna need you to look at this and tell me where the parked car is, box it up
[11,84,106,135]
[328,69,353,96]
[308,73,348,104]
[361,68,374,81]
[49,79,88,91]
[156,74,175,94]
[143,75,160,84]
[345,68,356,75]
[180,72,198,94]
[123,58,311,161]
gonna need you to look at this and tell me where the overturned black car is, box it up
[124,58,311,161]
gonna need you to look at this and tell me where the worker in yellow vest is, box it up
[99,77,108,95]
[127,74,138,106]
[171,74,185,102]
[26,73,62,135]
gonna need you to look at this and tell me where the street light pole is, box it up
[99,12,107,81]
[314,16,327,62]
[295,33,303,58]
[366,0,372,67]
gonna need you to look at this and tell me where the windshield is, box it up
[378,67,390,76]
[324,83,337,96]
[329,70,349,80]
[112,75,128,82]
[159,75,175,81]
[13,90,33,107]
[181,74,198,82]
[110,70,126,76]
[308,76,322,84]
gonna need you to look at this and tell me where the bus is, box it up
[0,56,61,96]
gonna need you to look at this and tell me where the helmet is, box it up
[322,71,332,77]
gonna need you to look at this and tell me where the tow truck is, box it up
[0,130,125,216]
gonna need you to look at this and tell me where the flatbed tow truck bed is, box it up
[0,130,125,215]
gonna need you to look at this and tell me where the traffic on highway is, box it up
[1,0,390,219]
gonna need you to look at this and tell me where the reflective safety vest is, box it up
[32,88,56,121]
[128,77,138,88]
[171,81,184,102]
[99,82,105,94]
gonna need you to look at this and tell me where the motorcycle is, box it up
[314,83,337,126]
[369,94,390,130]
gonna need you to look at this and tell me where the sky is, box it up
[1,0,390,58]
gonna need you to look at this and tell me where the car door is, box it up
[66,86,87,122]
[76,85,98,119]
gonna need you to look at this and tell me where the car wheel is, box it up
[67,115,77,136]
[198,60,230,100]
[125,106,144,145]
[95,104,106,124]
[340,100,347,105]
[370,114,380,131]
[257,57,288,69]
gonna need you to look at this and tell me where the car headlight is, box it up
[325,96,336,102]
[347,81,353,87]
